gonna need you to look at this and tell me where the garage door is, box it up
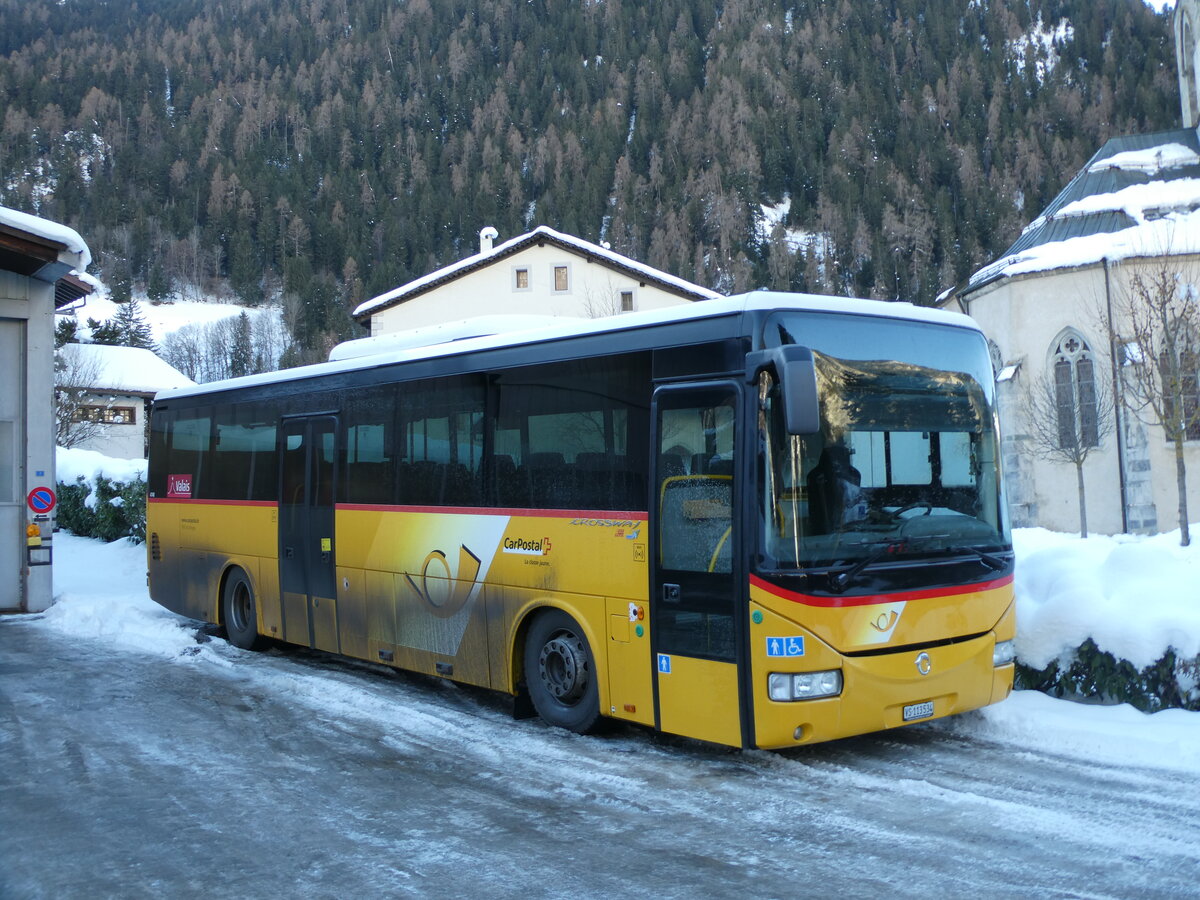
[1,319,23,611]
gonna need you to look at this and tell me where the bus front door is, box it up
[279,415,340,653]
[650,384,745,748]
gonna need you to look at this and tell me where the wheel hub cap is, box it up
[538,633,588,704]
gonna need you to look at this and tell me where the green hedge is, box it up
[1017,639,1200,713]
[56,474,147,543]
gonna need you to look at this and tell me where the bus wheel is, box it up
[222,569,263,651]
[524,610,601,734]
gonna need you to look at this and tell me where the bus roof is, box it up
[156,292,982,402]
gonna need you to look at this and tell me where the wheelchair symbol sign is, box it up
[767,636,805,657]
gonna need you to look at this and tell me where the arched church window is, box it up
[1052,331,1099,450]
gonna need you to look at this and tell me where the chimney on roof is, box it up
[479,226,499,254]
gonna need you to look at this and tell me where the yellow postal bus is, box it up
[147,293,1014,749]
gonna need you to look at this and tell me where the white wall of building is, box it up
[368,243,698,336]
[70,392,149,460]
[965,260,1200,535]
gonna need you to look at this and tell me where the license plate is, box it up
[903,700,934,722]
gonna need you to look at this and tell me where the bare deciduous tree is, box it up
[54,345,112,449]
[160,308,290,383]
[1104,260,1200,547]
[1020,365,1115,538]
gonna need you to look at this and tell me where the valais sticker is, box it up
[168,474,193,499]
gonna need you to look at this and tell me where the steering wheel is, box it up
[891,502,932,520]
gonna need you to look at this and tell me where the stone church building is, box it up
[942,1,1200,536]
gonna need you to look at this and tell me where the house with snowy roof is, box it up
[353,225,721,337]
[942,0,1200,536]
[59,343,195,459]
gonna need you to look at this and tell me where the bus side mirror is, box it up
[747,346,820,435]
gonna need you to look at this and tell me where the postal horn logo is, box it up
[869,610,899,633]
[403,545,482,619]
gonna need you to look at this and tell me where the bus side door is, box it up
[650,384,745,748]
[279,415,339,652]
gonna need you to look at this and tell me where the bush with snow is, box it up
[1012,527,1200,711]
[56,447,147,543]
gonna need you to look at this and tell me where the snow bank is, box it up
[57,446,146,485]
[1013,526,1200,670]
[976,689,1200,774]
[42,533,200,659]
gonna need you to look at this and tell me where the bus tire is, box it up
[222,569,263,651]
[524,610,601,734]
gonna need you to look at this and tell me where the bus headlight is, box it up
[993,640,1015,666]
[768,670,842,702]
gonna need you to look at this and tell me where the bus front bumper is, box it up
[753,632,1014,749]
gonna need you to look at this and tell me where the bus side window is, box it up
[169,409,212,498]
[344,386,396,505]
[398,376,484,507]
[495,354,650,512]
[213,404,277,501]
[147,408,172,498]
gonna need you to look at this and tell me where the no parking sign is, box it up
[27,486,56,514]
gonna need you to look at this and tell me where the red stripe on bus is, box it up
[147,498,276,507]
[749,572,1014,608]
[336,503,648,519]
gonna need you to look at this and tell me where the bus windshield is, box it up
[759,352,1009,573]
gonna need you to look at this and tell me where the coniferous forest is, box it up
[0,0,1180,355]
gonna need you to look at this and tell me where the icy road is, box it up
[3,611,1199,899]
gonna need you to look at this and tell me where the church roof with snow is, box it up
[963,127,1200,294]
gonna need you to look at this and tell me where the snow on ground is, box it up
[758,196,833,258]
[40,522,1200,771]
[965,688,1200,774]
[46,533,198,659]
[1007,16,1073,83]
[73,292,276,344]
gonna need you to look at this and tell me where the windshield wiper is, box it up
[961,547,1009,572]
[826,534,950,593]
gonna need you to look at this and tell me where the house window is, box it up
[513,266,530,291]
[620,290,635,312]
[1052,332,1099,449]
[553,265,570,293]
[75,405,136,425]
